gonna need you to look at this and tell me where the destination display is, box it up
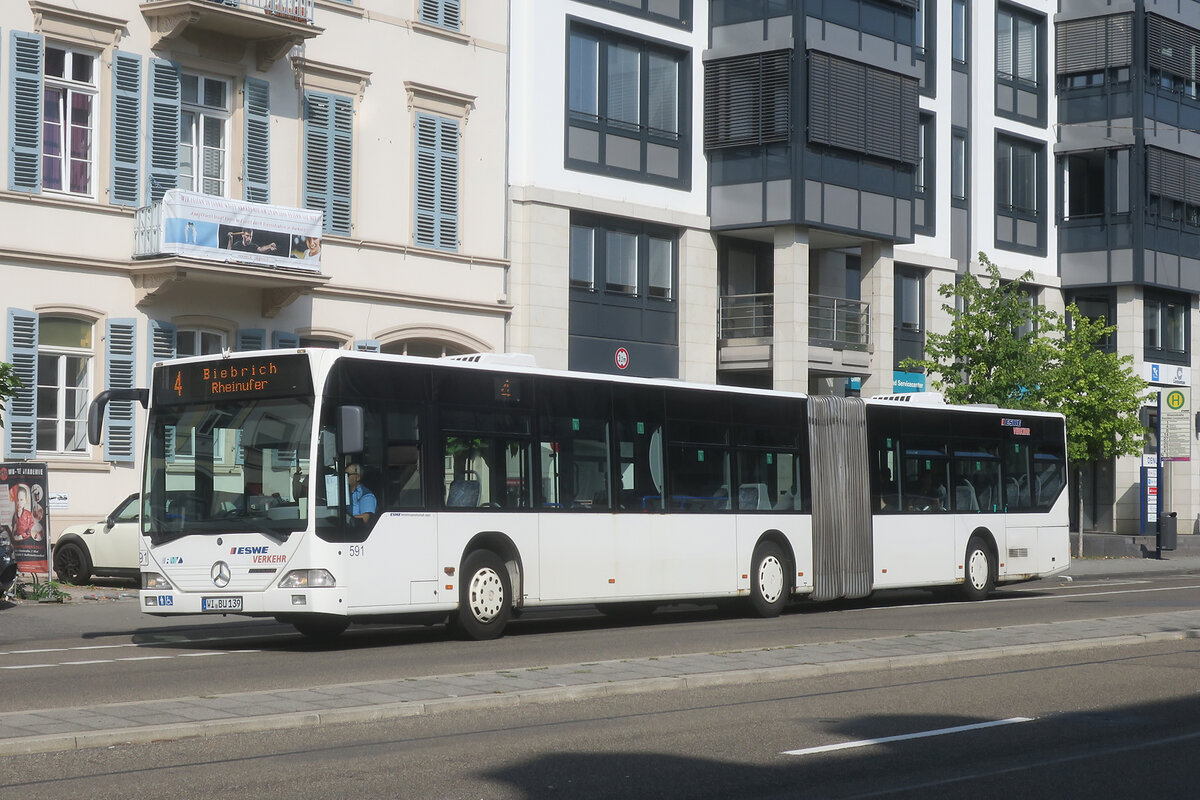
[155,355,313,405]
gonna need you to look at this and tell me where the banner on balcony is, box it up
[157,190,323,272]
[0,462,50,574]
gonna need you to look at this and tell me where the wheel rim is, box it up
[57,549,80,580]
[967,548,989,590]
[757,555,785,604]
[468,567,505,623]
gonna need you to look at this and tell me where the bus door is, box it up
[873,445,956,588]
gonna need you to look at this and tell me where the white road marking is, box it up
[782,717,1034,756]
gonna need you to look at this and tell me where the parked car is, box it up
[52,494,141,585]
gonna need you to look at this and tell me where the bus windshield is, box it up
[142,396,314,540]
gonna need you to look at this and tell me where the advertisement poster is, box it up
[0,463,50,574]
[157,189,323,272]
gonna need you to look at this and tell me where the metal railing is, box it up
[146,0,316,25]
[809,294,870,351]
[718,292,774,340]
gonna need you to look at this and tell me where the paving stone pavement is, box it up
[2,604,1199,757]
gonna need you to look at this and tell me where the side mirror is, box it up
[337,405,364,456]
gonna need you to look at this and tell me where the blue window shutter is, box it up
[9,31,43,193]
[104,318,137,463]
[330,95,353,235]
[148,319,176,383]
[421,0,461,30]
[147,59,180,202]
[110,51,142,207]
[304,91,353,235]
[303,91,331,232]
[5,308,38,459]
[414,114,459,251]
[243,77,270,203]
[237,329,266,351]
[353,339,381,352]
[272,331,300,349]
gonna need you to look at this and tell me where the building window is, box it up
[1062,151,1106,219]
[414,113,459,251]
[996,135,1043,252]
[573,0,690,28]
[997,137,1038,216]
[178,73,229,197]
[898,271,921,332]
[570,225,595,289]
[915,114,934,233]
[42,46,97,197]
[303,91,353,235]
[566,23,689,186]
[704,50,790,150]
[808,52,919,165]
[175,329,225,357]
[570,213,676,301]
[1147,147,1200,230]
[1055,14,1132,87]
[606,230,638,295]
[997,5,1038,89]
[951,0,967,65]
[1144,292,1189,362]
[951,129,967,202]
[1070,294,1116,352]
[418,0,461,31]
[36,316,93,454]
[1148,15,1200,100]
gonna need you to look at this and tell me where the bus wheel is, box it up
[962,537,995,601]
[456,550,511,640]
[292,616,349,642]
[750,541,788,618]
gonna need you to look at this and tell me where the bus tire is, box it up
[750,541,789,618]
[53,541,92,585]
[456,549,512,640]
[292,616,349,642]
[962,537,995,601]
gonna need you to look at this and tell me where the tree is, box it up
[902,253,1150,534]
[0,361,20,430]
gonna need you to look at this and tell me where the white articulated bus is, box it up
[88,349,1069,640]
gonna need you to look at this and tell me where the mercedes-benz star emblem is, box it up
[211,561,231,588]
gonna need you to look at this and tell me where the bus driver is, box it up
[345,463,377,525]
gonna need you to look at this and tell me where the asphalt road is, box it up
[4,638,1198,799]
[3,570,1200,716]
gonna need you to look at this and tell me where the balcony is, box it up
[718,292,872,375]
[809,295,869,351]
[132,190,330,317]
[140,0,323,70]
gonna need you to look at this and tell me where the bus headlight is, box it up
[142,572,173,590]
[279,569,336,588]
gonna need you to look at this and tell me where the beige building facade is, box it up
[0,0,509,537]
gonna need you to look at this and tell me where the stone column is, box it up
[677,228,719,384]
[772,226,810,393]
[859,241,895,397]
[507,197,570,369]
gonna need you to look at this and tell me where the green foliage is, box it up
[0,361,20,429]
[13,575,69,603]
[901,252,1150,465]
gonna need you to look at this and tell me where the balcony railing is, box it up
[145,0,315,24]
[810,294,869,351]
[719,292,774,340]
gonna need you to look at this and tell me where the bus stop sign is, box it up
[1159,388,1191,461]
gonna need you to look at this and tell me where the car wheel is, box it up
[962,537,995,601]
[455,550,512,641]
[750,541,789,618]
[53,541,92,585]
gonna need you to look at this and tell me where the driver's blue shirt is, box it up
[350,484,377,517]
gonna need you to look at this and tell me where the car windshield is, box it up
[142,396,314,541]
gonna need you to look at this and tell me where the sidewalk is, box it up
[3,570,1199,756]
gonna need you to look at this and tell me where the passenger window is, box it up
[900,445,949,512]
[951,444,1001,513]
[735,450,802,511]
[667,445,731,511]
